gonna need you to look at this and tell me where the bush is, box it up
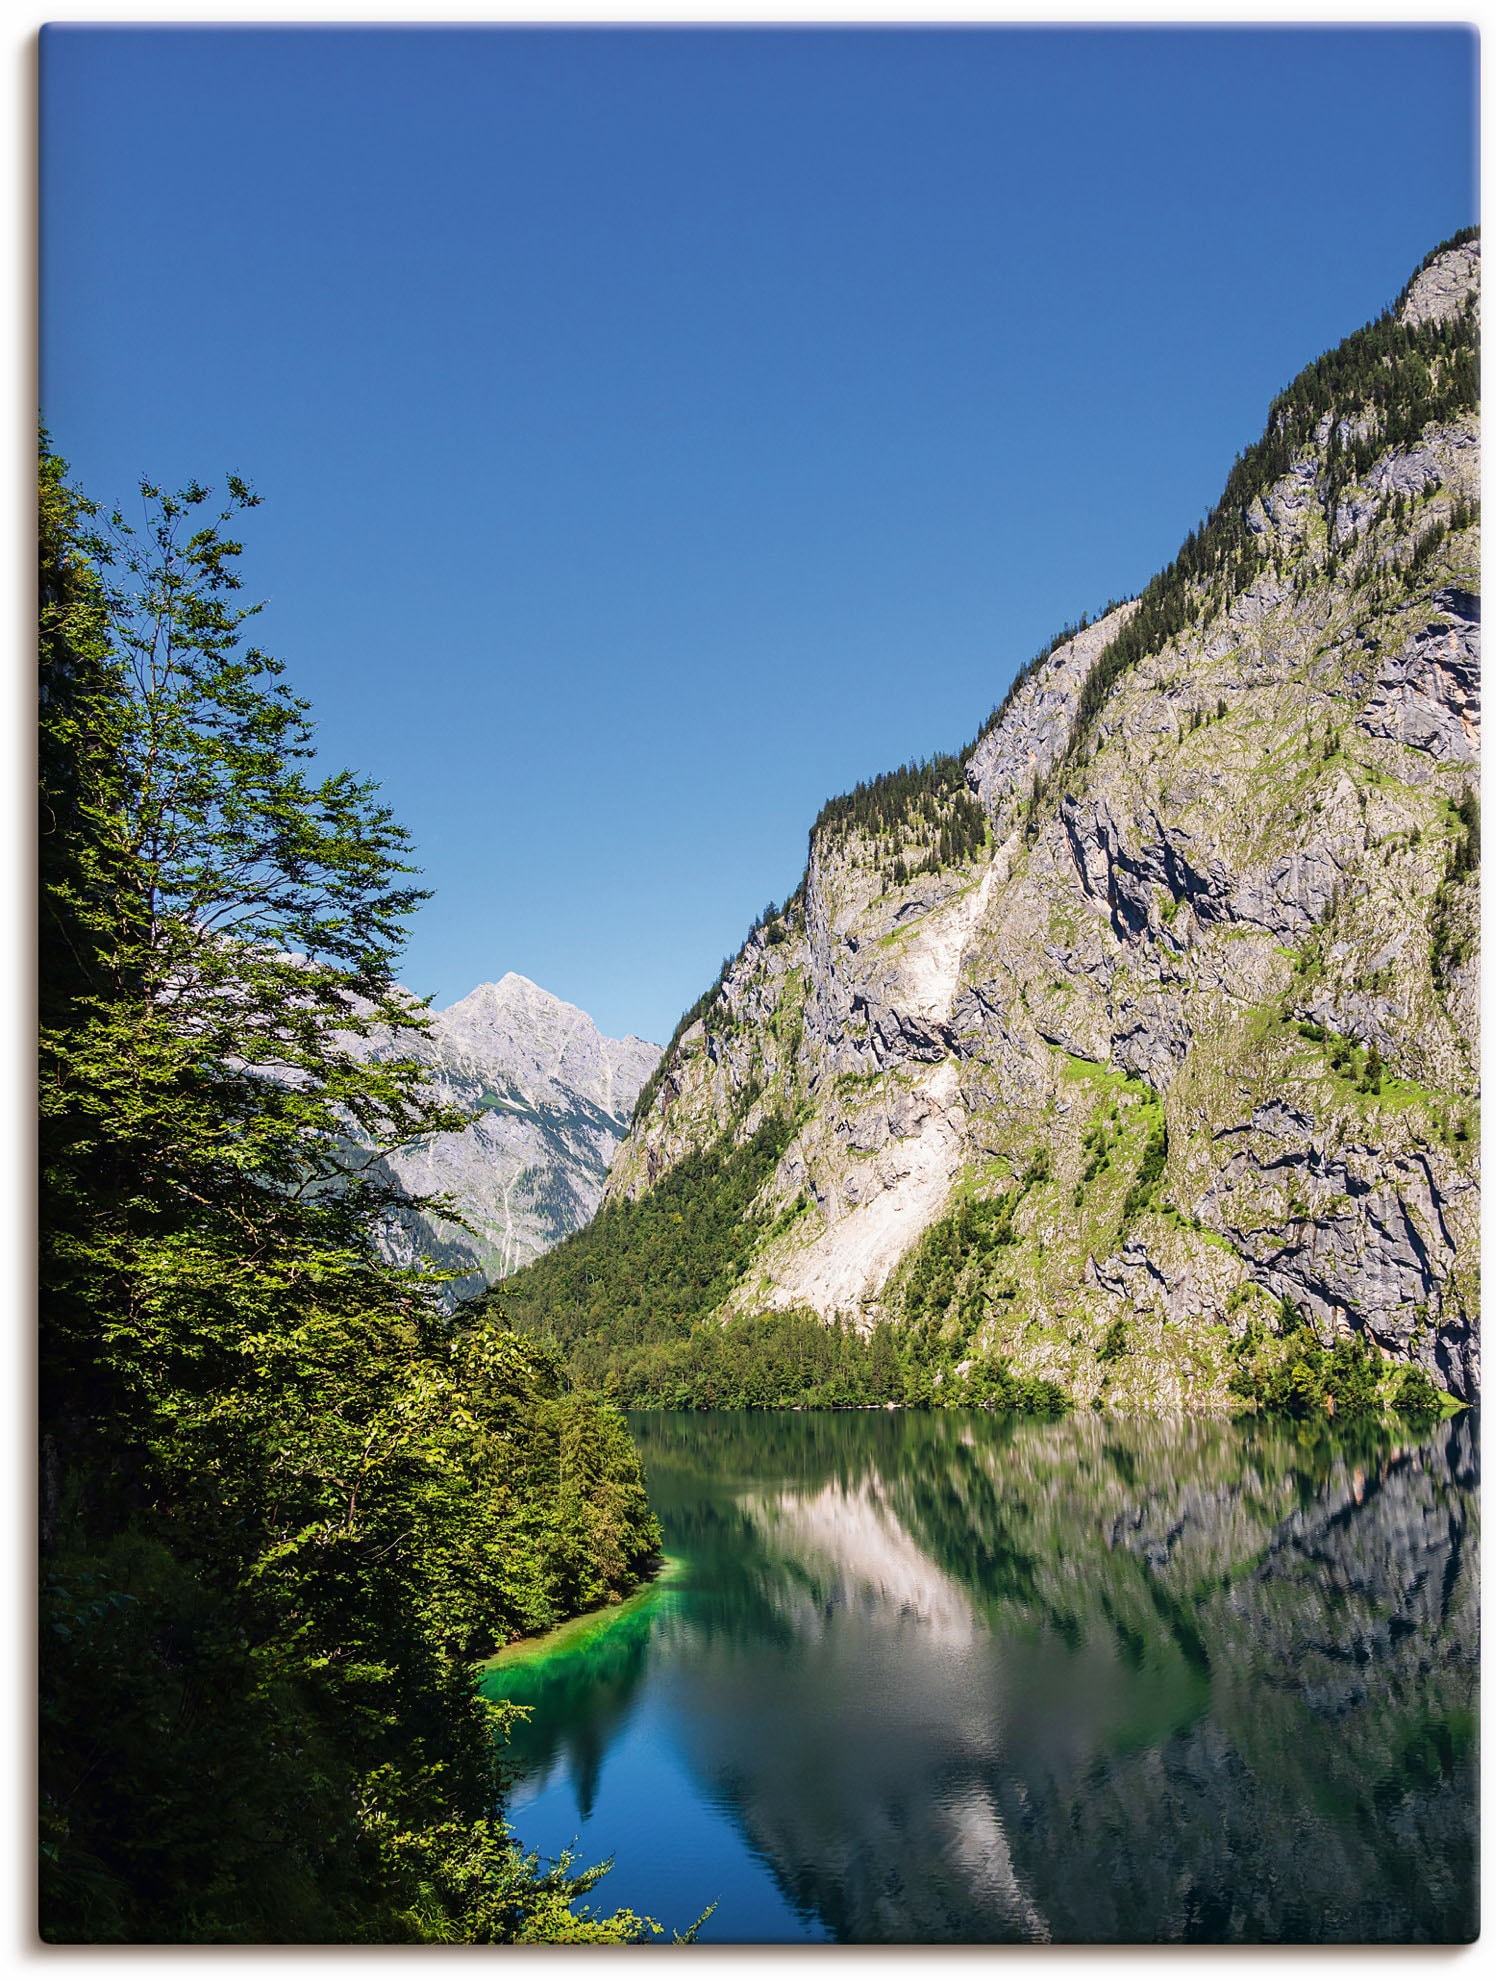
[1392,1364,1444,1423]
[1120,1114,1168,1229]
[1231,1316,1394,1424]
[1098,1316,1130,1364]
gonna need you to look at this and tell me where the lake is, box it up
[480,1408,1478,1944]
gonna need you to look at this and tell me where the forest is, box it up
[492,1124,1066,1412]
[38,443,665,1943]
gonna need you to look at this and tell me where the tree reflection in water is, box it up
[486,1410,1478,1944]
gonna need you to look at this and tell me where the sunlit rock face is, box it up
[358,973,658,1299]
[609,240,1481,1406]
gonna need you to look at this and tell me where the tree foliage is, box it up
[494,1127,1064,1414]
[812,752,988,887]
[38,442,660,1943]
[1119,1113,1168,1232]
[1228,1303,1449,1425]
[491,1118,796,1381]
[1431,783,1480,979]
[966,602,1124,753]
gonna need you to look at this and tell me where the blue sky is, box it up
[40,24,1477,1046]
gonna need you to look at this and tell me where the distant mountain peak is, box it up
[357,973,660,1299]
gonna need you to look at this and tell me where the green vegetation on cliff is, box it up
[1063,227,1479,766]
[605,237,1478,1418]
[1228,1304,1450,1425]
[968,604,1127,751]
[39,444,660,1944]
[1431,785,1480,979]
[812,753,988,884]
[492,1122,1064,1413]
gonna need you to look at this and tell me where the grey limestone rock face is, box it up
[359,973,659,1303]
[967,605,1137,836]
[1400,240,1481,330]
[1357,586,1479,763]
[608,241,1481,1406]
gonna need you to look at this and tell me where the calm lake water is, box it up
[481,1409,1478,1944]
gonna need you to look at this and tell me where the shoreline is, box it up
[478,1552,684,1675]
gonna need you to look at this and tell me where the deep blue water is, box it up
[482,1408,1478,1944]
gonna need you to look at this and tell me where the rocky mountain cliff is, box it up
[599,234,1480,1409]
[363,973,658,1300]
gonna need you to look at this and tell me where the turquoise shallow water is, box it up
[482,1408,1478,1944]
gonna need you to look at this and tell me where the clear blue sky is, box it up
[39,25,1477,1046]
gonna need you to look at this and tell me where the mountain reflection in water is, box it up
[483,1409,1478,1944]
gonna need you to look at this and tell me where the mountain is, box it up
[497,233,1480,1411]
[364,973,659,1300]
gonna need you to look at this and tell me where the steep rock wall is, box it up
[608,240,1481,1407]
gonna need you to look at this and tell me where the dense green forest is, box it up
[1228,1306,1443,1424]
[491,1126,1066,1412]
[545,235,1480,1433]
[495,1105,1445,1422]
[38,444,664,1943]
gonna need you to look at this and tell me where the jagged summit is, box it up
[355,973,660,1296]
[436,973,658,1122]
